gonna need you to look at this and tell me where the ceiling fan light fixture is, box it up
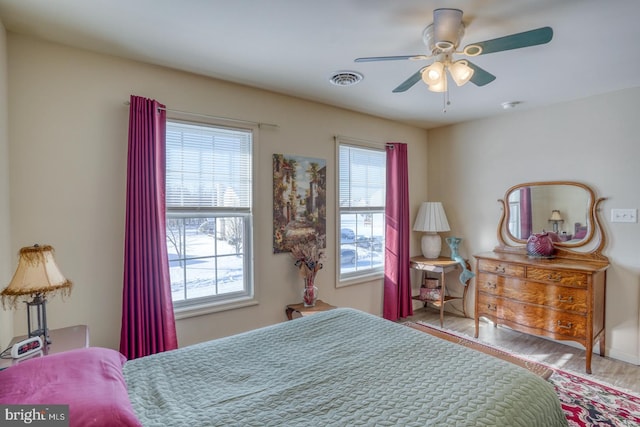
[422,61,444,85]
[449,60,474,86]
[427,78,447,93]
[422,62,447,92]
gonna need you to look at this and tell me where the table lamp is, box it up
[548,210,564,233]
[413,202,450,259]
[0,244,72,344]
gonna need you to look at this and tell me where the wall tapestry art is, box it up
[273,154,326,253]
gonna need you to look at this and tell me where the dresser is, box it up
[475,180,610,374]
[474,252,607,373]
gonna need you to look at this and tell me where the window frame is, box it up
[165,117,257,319]
[335,137,386,287]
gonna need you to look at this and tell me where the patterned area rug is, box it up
[405,321,640,427]
[551,369,640,427]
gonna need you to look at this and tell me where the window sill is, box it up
[337,271,383,288]
[174,296,259,320]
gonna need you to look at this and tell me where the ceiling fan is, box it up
[355,8,553,94]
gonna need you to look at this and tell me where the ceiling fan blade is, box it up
[392,68,426,93]
[466,61,496,86]
[355,55,430,62]
[465,26,553,56]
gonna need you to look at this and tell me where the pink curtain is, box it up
[383,143,412,321]
[520,187,533,239]
[120,95,177,360]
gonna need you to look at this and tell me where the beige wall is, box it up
[0,20,13,347]
[6,31,638,367]
[427,88,640,364]
[5,33,428,349]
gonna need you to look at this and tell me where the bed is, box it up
[0,308,567,426]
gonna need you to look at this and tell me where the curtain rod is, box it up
[124,102,278,129]
[334,135,392,148]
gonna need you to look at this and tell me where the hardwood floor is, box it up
[405,307,640,394]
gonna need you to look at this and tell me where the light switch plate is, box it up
[611,208,637,223]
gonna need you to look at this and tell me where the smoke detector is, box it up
[501,101,522,109]
[329,71,363,86]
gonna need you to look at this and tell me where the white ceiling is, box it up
[1,0,639,129]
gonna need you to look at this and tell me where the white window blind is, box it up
[166,121,252,209]
[339,145,386,209]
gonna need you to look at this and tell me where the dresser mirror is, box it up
[496,181,607,260]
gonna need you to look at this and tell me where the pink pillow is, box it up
[0,347,141,427]
[574,227,587,239]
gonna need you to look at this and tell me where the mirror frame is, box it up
[495,181,608,262]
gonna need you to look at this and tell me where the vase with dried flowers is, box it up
[290,235,325,307]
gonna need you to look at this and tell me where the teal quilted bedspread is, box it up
[124,308,567,426]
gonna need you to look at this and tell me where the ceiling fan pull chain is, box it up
[442,91,447,113]
[442,80,450,113]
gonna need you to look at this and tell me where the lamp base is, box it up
[421,233,442,259]
[26,294,51,344]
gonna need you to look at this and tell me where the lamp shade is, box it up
[449,60,474,86]
[422,62,446,92]
[413,202,450,232]
[1,245,72,307]
[427,76,447,93]
[549,210,563,221]
[414,202,450,259]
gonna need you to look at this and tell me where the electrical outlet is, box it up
[611,209,637,223]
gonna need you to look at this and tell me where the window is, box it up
[508,190,521,239]
[166,120,253,312]
[337,140,386,283]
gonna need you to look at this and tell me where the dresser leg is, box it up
[585,342,593,374]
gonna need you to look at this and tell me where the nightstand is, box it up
[410,256,471,327]
[0,325,89,369]
[285,300,336,320]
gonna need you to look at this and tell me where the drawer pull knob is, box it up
[487,303,497,311]
[558,295,574,303]
[494,266,506,273]
[547,273,563,282]
[557,320,573,330]
[486,282,497,289]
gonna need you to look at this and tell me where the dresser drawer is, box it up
[477,259,525,277]
[476,272,588,313]
[477,294,586,339]
[526,267,588,287]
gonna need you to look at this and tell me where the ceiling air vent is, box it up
[329,71,363,86]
